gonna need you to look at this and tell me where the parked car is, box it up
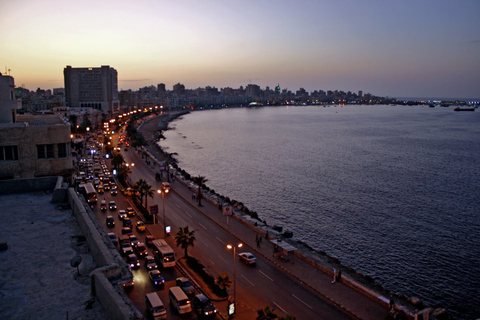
[238,252,257,265]
[176,277,195,295]
[149,270,165,287]
[145,255,157,270]
[193,293,217,319]
[106,215,115,228]
[109,201,117,210]
[118,210,127,220]
[108,232,118,245]
[136,221,145,232]
[126,254,140,269]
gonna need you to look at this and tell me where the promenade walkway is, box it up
[138,115,394,320]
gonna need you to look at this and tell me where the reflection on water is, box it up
[160,105,480,319]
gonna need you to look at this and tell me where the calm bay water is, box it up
[159,105,480,319]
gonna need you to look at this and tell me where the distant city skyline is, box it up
[1,0,479,99]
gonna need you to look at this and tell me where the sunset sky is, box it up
[1,0,479,99]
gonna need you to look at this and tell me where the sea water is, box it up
[159,105,480,319]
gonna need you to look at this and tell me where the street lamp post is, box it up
[227,243,243,316]
[157,188,168,237]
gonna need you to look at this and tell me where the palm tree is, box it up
[256,306,278,320]
[175,226,196,257]
[143,182,154,210]
[118,164,131,185]
[111,154,125,170]
[134,179,149,207]
[280,315,296,320]
[193,175,208,207]
[215,272,232,292]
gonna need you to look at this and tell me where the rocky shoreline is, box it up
[138,111,452,320]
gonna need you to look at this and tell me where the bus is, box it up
[152,239,176,268]
[84,182,97,204]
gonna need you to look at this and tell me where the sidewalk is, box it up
[139,115,393,320]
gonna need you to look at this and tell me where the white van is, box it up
[146,292,167,320]
[169,286,191,314]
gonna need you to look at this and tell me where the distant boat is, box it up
[453,107,475,112]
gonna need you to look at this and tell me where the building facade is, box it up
[0,73,73,179]
[64,65,119,119]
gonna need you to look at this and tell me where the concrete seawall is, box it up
[67,187,142,320]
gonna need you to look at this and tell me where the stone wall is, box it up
[0,176,58,195]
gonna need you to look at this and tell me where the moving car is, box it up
[121,242,133,256]
[122,217,132,228]
[176,277,195,295]
[121,227,133,235]
[118,210,127,220]
[109,201,117,210]
[149,270,165,287]
[136,221,145,232]
[238,252,257,265]
[145,235,154,247]
[126,253,140,269]
[126,207,135,217]
[135,242,148,258]
[193,293,217,319]
[106,215,115,228]
[100,200,107,211]
[145,255,157,270]
[110,185,118,195]
[108,232,118,245]
[129,234,139,247]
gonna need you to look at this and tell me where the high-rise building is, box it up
[64,65,119,118]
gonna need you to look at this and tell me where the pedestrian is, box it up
[265,230,269,240]
[255,234,260,248]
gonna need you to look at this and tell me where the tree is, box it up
[143,182,154,210]
[193,175,208,207]
[134,179,151,208]
[215,272,232,292]
[175,226,196,257]
[111,154,125,170]
[280,315,296,320]
[256,306,278,320]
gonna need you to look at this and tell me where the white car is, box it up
[238,252,257,265]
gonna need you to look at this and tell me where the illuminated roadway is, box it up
[89,127,353,320]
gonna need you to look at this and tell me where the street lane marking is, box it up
[209,259,215,266]
[184,211,192,218]
[175,203,181,209]
[199,223,207,230]
[241,275,255,286]
[215,237,225,244]
[273,301,289,315]
[292,294,313,310]
[198,239,208,247]
[259,270,273,282]
[218,255,228,264]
